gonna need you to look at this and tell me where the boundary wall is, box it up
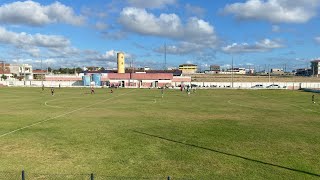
[1,80,320,90]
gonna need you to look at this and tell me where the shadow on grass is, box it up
[133,130,320,178]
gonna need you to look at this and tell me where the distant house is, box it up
[179,64,198,74]
[295,68,311,76]
[33,70,47,80]
[205,65,220,74]
[10,64,33,80]
[220,68,246,75]
[0,63,12,79]
[311,60,320,76]
[271,68,284,75]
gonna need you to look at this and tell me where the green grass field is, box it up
[0,87,320,179]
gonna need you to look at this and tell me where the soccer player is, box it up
[161,87,164,98]
[91,86,95,94]
[312,94,315,103]
[42,84,44,91]
[187,86,190,96]
[51,87,54,96]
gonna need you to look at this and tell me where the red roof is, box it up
[102,73,174,80]
[0,70,10,74]
[131,73,173,80]
[108,73,131,79]
[45,77,82,81]
[33,70,47,74]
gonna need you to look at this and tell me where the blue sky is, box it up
[0,0,319,71]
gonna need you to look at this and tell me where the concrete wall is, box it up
[188,82,320,90]
[3,80,82,87]
[2,80,320,90]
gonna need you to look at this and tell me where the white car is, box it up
[267,84,280,88]
[251,84,264,88]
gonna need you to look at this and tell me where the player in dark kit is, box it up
[91,87,95,94]
[51,87,54,96]
[161,87,164,98]
[312,94,315,103]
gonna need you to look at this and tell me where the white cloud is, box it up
[99,50,118,61]
[155,42,210,55]
[222,39,284,54]
[102,31,128,40]
[315,37,320,44]
[88,50,132,62]
[0,27,70,48]
[81,7,108,18]
[127,0,177,9]
[95,22,108,30]
[0,1,85,26]
[185,4,206,17]
[223,0,320,23]
[272,25,280,32]
[0,27,79,57]
[119,7,182,38]
[119,7,218,54]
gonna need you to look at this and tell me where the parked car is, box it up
[251,84,264,88]
[266,84,280,88]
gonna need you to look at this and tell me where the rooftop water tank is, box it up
[83,75,91,86]
[92,74,101,86]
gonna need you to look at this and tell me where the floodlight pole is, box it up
[41,58,43,86]
[231,55,234,88]
[164,42,167,70]
[268,64,271,83]
[22,63,25,86]
[0,60,4,77]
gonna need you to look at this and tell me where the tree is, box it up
[76,67,83,73]
[1,74,7,80]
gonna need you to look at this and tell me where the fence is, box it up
[0,170,182,180]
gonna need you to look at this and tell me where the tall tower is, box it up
[117,52,125,73]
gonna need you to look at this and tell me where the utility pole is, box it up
[231,55,234,88]
[268,64,271,83]
[164,42,167,71]
[23,64,26,86]
[284,64,287,73]
[41,58,43,86]
[264,64,267,73]
[312,61,314,77]
[0,60,4,77]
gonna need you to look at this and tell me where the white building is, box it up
[220,68,246,75]
[311,60,320,76]
[271,68,284,75]
[9,64,33,80]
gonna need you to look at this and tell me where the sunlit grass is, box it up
[0,87,319,179]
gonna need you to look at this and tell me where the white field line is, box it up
[44,100,63,108]
[0,89,136,138]
[44,97,83,109]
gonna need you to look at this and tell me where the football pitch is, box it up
[0,87,320,179]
